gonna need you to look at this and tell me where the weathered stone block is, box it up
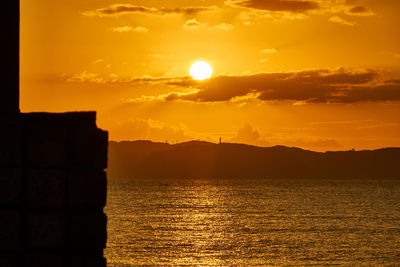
[71,129,108,169]
[0,168,21,205]
[23,253,63,267]
[28,212,65,249]
[27,170,65,208]
[27,124,67,167]
[0,210,20,250]
[0,126,21,166]
[68,170,106,208]
[69,211,106,249]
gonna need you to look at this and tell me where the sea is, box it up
[104,178,400,266]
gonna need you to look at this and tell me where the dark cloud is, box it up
[154,69,400,103]
[164,69,387,103]
[385,79,400,84]
[349,6,368,13]
[83,4,217,17]
[347,5,372,15]
[333,84,400,103]
[226,0,319,13]
[67,69,399,104]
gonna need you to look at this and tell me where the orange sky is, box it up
[21,0,400,151]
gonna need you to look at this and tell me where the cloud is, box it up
[148,54,167,59]
[228,123,342,150]
[228,0,374,22]
[65,68,400,104]
[64,72,176,84]
[153,69,400,104]
[308,120,373,126]
[208,23,235,31]
[113,26,133,32]
[331,83,400,103]
[133,26,149,32]
[386,79,400,84]
[163,69,381,103]
[91,58,104,64]
[83,4,217,17]
[345,5,374,16]
[261,48,277,54]
[229,123,269,146]
[113,26,149,33]
[225,0,319,13]
[234,5,309,23]
[329,16,357,26]
[259,48,277,63]
[66,71,105,83]
[183,18,204,30]
[110,118,192,142]
[124,89,200,103]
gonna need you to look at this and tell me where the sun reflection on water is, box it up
[105,179,400,266]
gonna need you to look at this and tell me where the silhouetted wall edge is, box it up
[2,1,20,115]
[1,112,108,266]
[2,2,109,265]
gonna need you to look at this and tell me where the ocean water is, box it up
[104,179,400,266]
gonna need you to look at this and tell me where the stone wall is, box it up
[0,112,108,266]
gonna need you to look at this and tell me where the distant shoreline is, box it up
[108,140,400,180]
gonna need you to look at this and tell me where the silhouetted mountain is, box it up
[108,140,400,180]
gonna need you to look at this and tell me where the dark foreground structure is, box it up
[1,1,108,266]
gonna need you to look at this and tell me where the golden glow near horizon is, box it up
[190,61,213,80]
[20,0,400,151]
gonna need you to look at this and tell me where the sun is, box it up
[190,61,213,80]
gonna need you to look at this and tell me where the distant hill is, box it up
[108,140,400,180]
